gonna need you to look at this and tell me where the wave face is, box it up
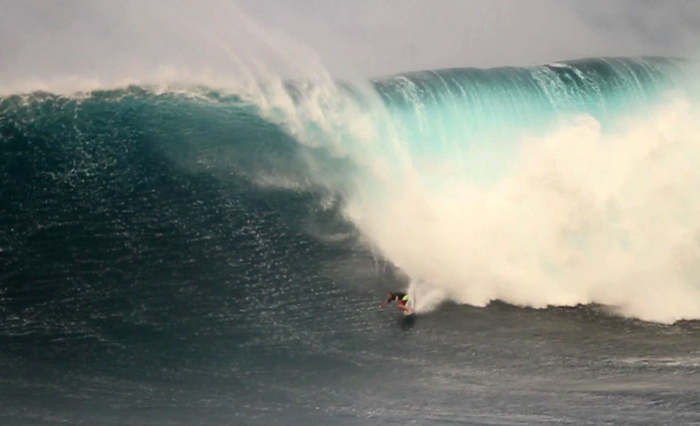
[1,56,699,331]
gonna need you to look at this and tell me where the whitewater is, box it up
[139,57,700,323]
[4,57,700,324]
[4,53,700,425]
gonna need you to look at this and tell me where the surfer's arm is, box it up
[378,299,391,309]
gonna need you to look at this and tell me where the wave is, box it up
[2,57,700,323]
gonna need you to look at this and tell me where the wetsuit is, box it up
[387,293,409,306]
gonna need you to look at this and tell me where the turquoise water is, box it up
[2,56,700,425]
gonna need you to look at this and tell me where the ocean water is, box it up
[2,57,700,425]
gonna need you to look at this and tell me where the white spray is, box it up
[342,95,700,323]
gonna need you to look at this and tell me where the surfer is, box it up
[379,292,412,313]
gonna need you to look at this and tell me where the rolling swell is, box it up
[0,87,382,392]
[0,55,696,353]
[2,55,700,424]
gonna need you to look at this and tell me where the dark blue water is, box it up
[2,58,700,425]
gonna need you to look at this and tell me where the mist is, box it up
[3,1,700,323]
[1,0,698,91]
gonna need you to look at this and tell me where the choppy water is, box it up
[2,57,700,425]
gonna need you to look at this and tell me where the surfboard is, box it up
[404,298,415,316]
